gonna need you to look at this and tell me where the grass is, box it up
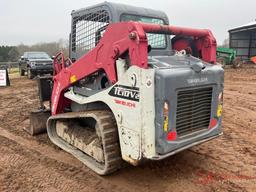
[8,68,19,74]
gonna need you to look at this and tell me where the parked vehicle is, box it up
[19,52,53,79]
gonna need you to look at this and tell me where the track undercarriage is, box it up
[47,110,122,175]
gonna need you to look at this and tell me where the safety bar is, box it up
[53,52,65,75]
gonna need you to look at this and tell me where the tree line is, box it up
[0,37,230,62]
[0,39,68,62]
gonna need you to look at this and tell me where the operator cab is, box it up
[69,1,216,96]
[69,1,172,61]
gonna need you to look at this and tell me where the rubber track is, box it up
[47,110,122,175]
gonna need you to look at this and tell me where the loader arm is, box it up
[51,21,217,115]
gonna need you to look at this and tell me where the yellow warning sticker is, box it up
[217,104,223,117]
[163,116,169,132]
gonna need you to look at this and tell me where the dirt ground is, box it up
[0,68,256,192]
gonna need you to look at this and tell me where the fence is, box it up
[0,62,19,73]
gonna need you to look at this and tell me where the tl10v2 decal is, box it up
[108,85,140,102]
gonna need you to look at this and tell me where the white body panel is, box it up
[65,66,156,164]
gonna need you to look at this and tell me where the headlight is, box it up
[30,62,36,67]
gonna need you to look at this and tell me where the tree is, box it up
[16,44,30,57]
[16,39,69,58]
[8,47,19,61]
[221,38,229,48]
[0,46,16,62]
[0,39,69,62]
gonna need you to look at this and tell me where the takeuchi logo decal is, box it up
[108,85,140,102]
[187,77,208,84]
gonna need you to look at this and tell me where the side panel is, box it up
[64,66,156,164]
[140,69,156,158]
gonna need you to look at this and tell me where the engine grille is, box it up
[35,61,52,66]
[176,87,212,136]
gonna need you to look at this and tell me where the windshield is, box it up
[27,52,50,59]
[121,14,167,49]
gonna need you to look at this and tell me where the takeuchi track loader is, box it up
[28,2,224,175]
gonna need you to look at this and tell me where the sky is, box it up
[0,0,256,46]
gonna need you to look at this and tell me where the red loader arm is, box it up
[51,21,217,115]
[142,23,217,63]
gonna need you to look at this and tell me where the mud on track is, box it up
[0,69,255,192]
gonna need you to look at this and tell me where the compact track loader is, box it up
[28,2,224,175]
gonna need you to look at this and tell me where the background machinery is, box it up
[28,2,224,175]
[216,47,241,68]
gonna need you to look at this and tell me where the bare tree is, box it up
[8,47,19,61]
[221,38,229,48]
[16,39,69,58]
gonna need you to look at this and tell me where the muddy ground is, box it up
[0,68,255,192]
